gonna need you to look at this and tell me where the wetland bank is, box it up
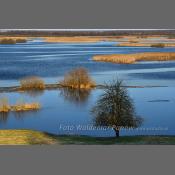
[1,29,175,144]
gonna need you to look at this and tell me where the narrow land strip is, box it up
[0,130,175,145]
[93,52,175,64]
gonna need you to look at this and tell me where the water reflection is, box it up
[0,110,39,124]
[13,110,39,120]
[59,88,91,105]
[0,112,9,123]
[20,90,44,97]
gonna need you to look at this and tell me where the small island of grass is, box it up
[93,52,175,64]
[0,38,27,44]
[0,97,40,113]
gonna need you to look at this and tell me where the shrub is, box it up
[60,67,95,89]
[20,76,45,90]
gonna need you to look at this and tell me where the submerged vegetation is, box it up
[20,76,45,90]
[60,67,95,89]
[93,52,175,64]
[0,97,40,113]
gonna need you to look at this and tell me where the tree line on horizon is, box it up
[1,30,175,37]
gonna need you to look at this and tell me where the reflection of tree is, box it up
[20,90,44,98]
[0,110,39,124]
[91,80,143,137]
[60,88,91,105]
[0,112,9,123]
[14,110,38,120]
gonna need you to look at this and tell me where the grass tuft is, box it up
[20,76,45,90]
[93,52,175,64]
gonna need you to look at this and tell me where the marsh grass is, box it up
[150,43,165,48]
[0,38,16,44]
[93,52,175,64]
[11,103,40,112]
[20,76,45,90]
[0,97,40,113]
[0,38,27,44]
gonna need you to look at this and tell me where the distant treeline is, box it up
[1,30,175,37]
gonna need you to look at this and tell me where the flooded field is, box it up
[0,39,175,136]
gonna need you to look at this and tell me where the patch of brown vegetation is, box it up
[0,130,56,145]
[117,42,175,47]
[60,67,95,89]
[93,52,175,64]
[20,76,45,90]
[0,37,28,44]
[43,36,119,43]
[0,97,40,113]
[11,103,40,111]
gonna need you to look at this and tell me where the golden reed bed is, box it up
[117,42,175,47]
[93,52,175,64]
[0,102,40,112]
[42,36,119,43]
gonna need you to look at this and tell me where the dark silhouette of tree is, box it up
[91,80,143,137]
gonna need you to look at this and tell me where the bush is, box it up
[151,43,165,48]
[20,76,45,90]
[60,67,95,89]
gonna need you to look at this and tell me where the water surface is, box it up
[0,40,175,136]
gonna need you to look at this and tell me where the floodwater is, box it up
[0,39,175,136]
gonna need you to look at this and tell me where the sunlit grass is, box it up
[20,76,45,90]
[93,52,175,64]
[0,97,40,113]
[0,130,57,145]
[0,38,27,44]
[0,130,175,145]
